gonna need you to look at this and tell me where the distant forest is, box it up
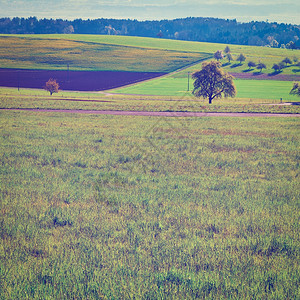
[1,16,299,49]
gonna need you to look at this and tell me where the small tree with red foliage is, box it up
[45,78,59,95]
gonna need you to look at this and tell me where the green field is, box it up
[1,34,299,75]
[0,110,299,299]
[112,76,300,101]
[0,34,299,299]
[0,35,209,72]
[11,34,299,58]
[0,34,299,103]
[1,87,300,114]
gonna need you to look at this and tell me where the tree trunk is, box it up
[209,97,212,104]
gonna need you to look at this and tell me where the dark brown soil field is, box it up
[0,69,167,91]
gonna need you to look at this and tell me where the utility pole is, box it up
[17,70,20,91]
[187,72,190,91]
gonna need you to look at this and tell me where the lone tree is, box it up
[214,50,223,61]
[270,39,279,48]
[282,57,292,66]
[45,78,59,95]
[290,82,300,96]
[226,53,233,63]
[256,62,267,72]
[272,63,280,72]
[224,46,231,54]
[192,61,236,104]
[286,41,296,50]
[237,53,246,64]
[248,61,256,69]
[157,30,163,38]
[279,61,286,69]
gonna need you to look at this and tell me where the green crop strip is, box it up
[1,88,299,114]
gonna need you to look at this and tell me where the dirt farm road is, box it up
[1,108,299,117]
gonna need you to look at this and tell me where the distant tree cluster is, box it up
[214,48,247,65]
[272,57,298,73]
[216,46,299,74]
[0,16,299,48]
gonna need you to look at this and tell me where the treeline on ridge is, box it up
[0,16,299,49]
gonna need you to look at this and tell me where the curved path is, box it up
[1,108,299,117]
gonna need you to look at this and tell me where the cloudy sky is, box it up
[0,0,299,24]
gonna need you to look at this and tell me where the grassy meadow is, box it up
[0,110,299,299]
[0,35,209,72]
[11,34,299,60]
[0,33,299,299]
[0,34,299,104]
[1,87,300,114]
[2,34,299,75]
[1,34,299,80]
[112,76,300,101]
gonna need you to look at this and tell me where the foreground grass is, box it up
[0,111,299,299]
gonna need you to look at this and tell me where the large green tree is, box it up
[192,61,236,104]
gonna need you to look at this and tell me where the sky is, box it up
[0,0,299,24]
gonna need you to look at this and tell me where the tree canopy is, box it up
[214,50,223,61]
[226,53,233,62]
[0,17,299,48]
[224,46,231,54]
[256,62,267,72]
[290,82,300,97]
[282,57,292,66]
[272,63,280,72]
[45,78,59,95]
[192,61,236,104]
[248,61,256,69]
[279,61,286,69]
[237,53,246,64]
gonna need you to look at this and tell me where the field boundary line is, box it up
[1,108,299,117]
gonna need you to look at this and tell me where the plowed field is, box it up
[0,68,166,91]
